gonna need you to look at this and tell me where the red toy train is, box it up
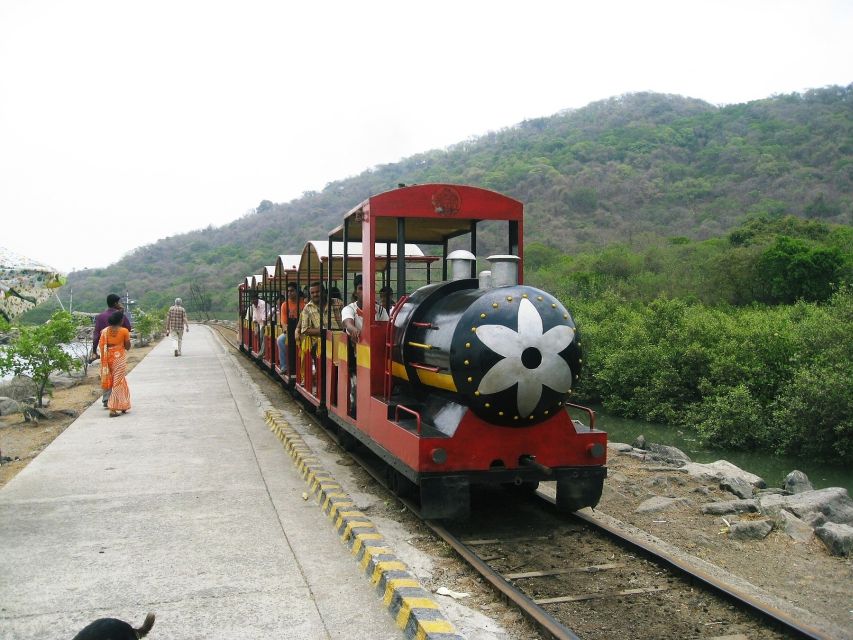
[239,184,607,518]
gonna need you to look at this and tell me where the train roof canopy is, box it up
[261,265,276,285]
[329,184,523,244]
[274,254,301,279]
[298,240,436,279]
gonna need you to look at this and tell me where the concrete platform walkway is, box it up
[0,326,402,639]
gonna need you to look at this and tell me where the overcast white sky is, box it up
[1,1,850,273]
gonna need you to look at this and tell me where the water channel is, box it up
[590,405,853,495]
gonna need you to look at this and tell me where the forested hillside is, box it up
[61,85,852,312]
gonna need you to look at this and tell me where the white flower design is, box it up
[476,298,575,417]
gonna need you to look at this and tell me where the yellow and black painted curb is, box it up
[265,409,464,640]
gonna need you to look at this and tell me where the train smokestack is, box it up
[487,255,520,287]
[447,250,476,281]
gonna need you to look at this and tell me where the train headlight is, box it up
[587,442,605,458]
[431,448,447,464]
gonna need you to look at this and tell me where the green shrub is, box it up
[692,384,769,449]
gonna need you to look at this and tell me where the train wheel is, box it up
[386,467,416,498]
[556,475,604,512]
[335,427,357,452]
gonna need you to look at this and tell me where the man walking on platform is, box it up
[165,298,190,356]
[92,293,132,408]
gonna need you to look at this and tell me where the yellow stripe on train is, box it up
[325,339,458,393]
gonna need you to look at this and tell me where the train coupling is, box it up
[518,455,553,477]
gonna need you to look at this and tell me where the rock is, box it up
[729,519,773,540]
[777,509,814,543]
[608,471,628,483]
[49,374,76,389]
[636,496,692,513]
[646,443,692,465]
[0,376,38,401]
[645,475,669,488]
[815,522,853,556]
[608,442,634,453]
[802,512,828,528]
[693,486,711,496]
[720,476,754,499]
[0,397,21,416]
[701,499,759,515]
[758,487,853,525]
[632,434,647,450]
[682,460,766,488]
[755,488,789,497]
[783,470,814,494]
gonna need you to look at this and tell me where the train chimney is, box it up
[487,255,520,287]
[478,270,492,289]
[446,250,476,281]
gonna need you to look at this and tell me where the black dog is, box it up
[72,612,155,640]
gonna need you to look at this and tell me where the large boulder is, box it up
[777,509,814,543]
[729,519,773,540]
[0,396,20,416]
[683,460,766,488]
[815,522,853,556]
[758,487,853,525]
[646,443,692,465]
[607,442,634,453]
[636,496,692,513]
[720,476,754,499]
[701,499,759,515]
[0,375,38,401]
[783,470,814,494]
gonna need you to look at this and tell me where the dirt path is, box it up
[0,339,159,489]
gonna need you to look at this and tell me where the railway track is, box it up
[213,323,835,640]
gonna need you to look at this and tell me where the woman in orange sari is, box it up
[99,311,132,417]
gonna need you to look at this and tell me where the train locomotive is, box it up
[239,184,607,519]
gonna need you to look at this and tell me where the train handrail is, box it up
[565,402,596,430]
[394,403,422,435]
[384,294,409,401]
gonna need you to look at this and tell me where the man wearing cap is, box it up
[341,275,389,416]
[165,297,190,357]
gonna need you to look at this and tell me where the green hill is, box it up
[59,85,853,314]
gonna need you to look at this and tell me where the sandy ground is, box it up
[0,339,157,489]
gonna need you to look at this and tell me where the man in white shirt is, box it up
[341,275,389,416]
[251,293,268,357]
[341,275,389,340]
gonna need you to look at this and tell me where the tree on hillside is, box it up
[189,283,212,321]
[0,311,78,408]
[757,236,845,303]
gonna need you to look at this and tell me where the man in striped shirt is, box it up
[165,298,190,356]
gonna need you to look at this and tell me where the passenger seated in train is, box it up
[342,275,389,417]
[295,282,343,384]
[379,285,396,314]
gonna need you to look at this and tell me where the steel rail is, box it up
[219,325,834,640]
[538,492,833,640]
[342,446,582,640]
[424,518,582,640]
